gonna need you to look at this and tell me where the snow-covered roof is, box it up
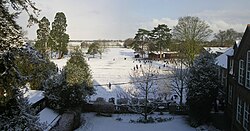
[24,90,44,105]
[216,47,234,69]
[38,108,61,131]
[150,51,178,54]
[68,42,81,46]
[204,47,229,54]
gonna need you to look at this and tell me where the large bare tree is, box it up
[173,16,212,67]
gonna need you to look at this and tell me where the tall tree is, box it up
[133,29,151,58]
[0,0,43,130]
[186,52,220,125]
[49,12,69,58]
[173,16,212,67]
[35,17,50,55]
[151,24,172,59]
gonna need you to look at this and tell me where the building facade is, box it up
[227,25,250,131]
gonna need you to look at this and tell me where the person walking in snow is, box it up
[108,82,111,89]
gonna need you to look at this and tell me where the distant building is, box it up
[148,51,178,60]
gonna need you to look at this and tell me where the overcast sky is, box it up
[17,0,250,40]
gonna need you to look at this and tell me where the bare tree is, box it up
[128,64,160,121]
[170,59,188,105]
[173,16,212,67]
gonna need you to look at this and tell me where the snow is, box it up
[38,108,61,131]
[203,47,229,54]
[76,113,195,131]
[216,47,234,69]
[52,48,175,102]
[24,90,44,105]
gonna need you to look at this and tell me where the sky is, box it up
[17,0,250,40]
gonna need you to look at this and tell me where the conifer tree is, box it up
[186,52,220,126]
[35,17,50,55]
[49,12,69,58]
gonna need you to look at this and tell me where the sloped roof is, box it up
[216,47,234,69]
[24,90,44,105]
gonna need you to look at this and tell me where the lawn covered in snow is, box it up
[75,113,195,131]
[52,47,175,102]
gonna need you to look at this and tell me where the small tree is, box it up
[170,60,188,105]
[87,42,101,58]
[186,52,220,125]
[129,64,159,121]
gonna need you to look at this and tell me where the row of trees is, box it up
[125,16,243,67]
[35,13,69,58]
[125,24,172,59]
[127,16,227,126]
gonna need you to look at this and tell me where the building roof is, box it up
[24,90,44,105]
[38,108,61,131]
[204,47,229,54]
[216,47,234,69]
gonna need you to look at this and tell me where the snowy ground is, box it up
[75,113,195,131]
[52,47,176,102]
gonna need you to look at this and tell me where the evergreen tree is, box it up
[35,17,50,55]
[87,42,101,58]
[0,0,43,129]
[16,44,57,90]
[45,49,94,111]
[49,12,69,58]
[150,24,172,58]
[186,52,220,126]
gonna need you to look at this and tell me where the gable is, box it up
[234,25,250,60]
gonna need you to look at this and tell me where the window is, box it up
[229,59,234,75]
[228,85,233,104]
[243,102,249,130]
[239,60,244,85]
[222,70,227,86]
[246,51,250,88]
[237,97,243,123]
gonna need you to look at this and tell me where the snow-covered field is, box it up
[52,47,174,102]
[76,113,195,131]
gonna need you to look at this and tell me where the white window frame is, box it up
[237,97,243,124]
[229,59,234,75]
[228,85,232,104]
[243,102,249,131]
[239,60,244,85]
[246,51,250,89]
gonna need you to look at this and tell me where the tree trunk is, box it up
[144,81,148,121]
